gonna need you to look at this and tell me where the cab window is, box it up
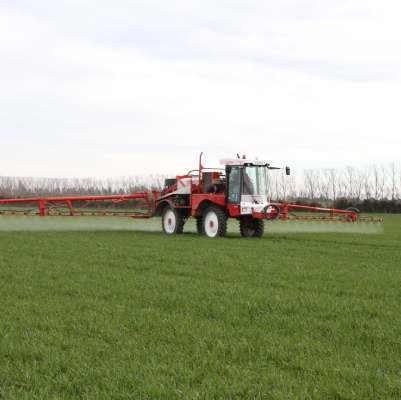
[227,166,241,203]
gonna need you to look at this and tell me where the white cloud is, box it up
[0,0,400,178]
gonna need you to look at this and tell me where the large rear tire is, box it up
[239,216,264,238]
[201,206,227,238]
[162,206,185,234]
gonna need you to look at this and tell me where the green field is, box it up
[0,215,400,399]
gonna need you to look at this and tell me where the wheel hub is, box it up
[204,211,219,237]
[163,209,177,234]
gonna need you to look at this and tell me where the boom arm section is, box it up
[0,192,158,218]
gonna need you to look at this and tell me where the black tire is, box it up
[239,216,264,238]
[195,217,203,234]
[161,206,185,234]
[239,216,254,237]
[201,205,227,238]
[253,219,265,238]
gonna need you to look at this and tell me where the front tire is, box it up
[202,206,227,238]
[239,216,264,238]
[162,206,185,234]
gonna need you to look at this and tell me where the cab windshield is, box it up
[242,166,269,196]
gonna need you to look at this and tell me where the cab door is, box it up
[226,166,242,204]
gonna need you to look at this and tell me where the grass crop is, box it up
[0,215,400,399]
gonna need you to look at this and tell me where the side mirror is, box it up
[226,165,232,174]
[285,166,291,176]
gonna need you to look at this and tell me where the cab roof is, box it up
[220,158,269,166]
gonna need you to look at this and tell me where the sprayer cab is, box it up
[221,158,286,215]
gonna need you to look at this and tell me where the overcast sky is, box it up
[0,0,400,177]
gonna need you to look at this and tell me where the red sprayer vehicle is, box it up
[0,153,381,237]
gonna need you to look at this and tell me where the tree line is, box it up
[0,163,400,212]
[0,175,168,197]
[268,163,401,212]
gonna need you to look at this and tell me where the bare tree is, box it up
[379,165,386,200]
[328,168,338,200]
[389,163,398,200]
[372,165,380,199]
[304,170,320,200]
[344,167,356,198]
[320,170,331,200]
[353,168,363,200]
